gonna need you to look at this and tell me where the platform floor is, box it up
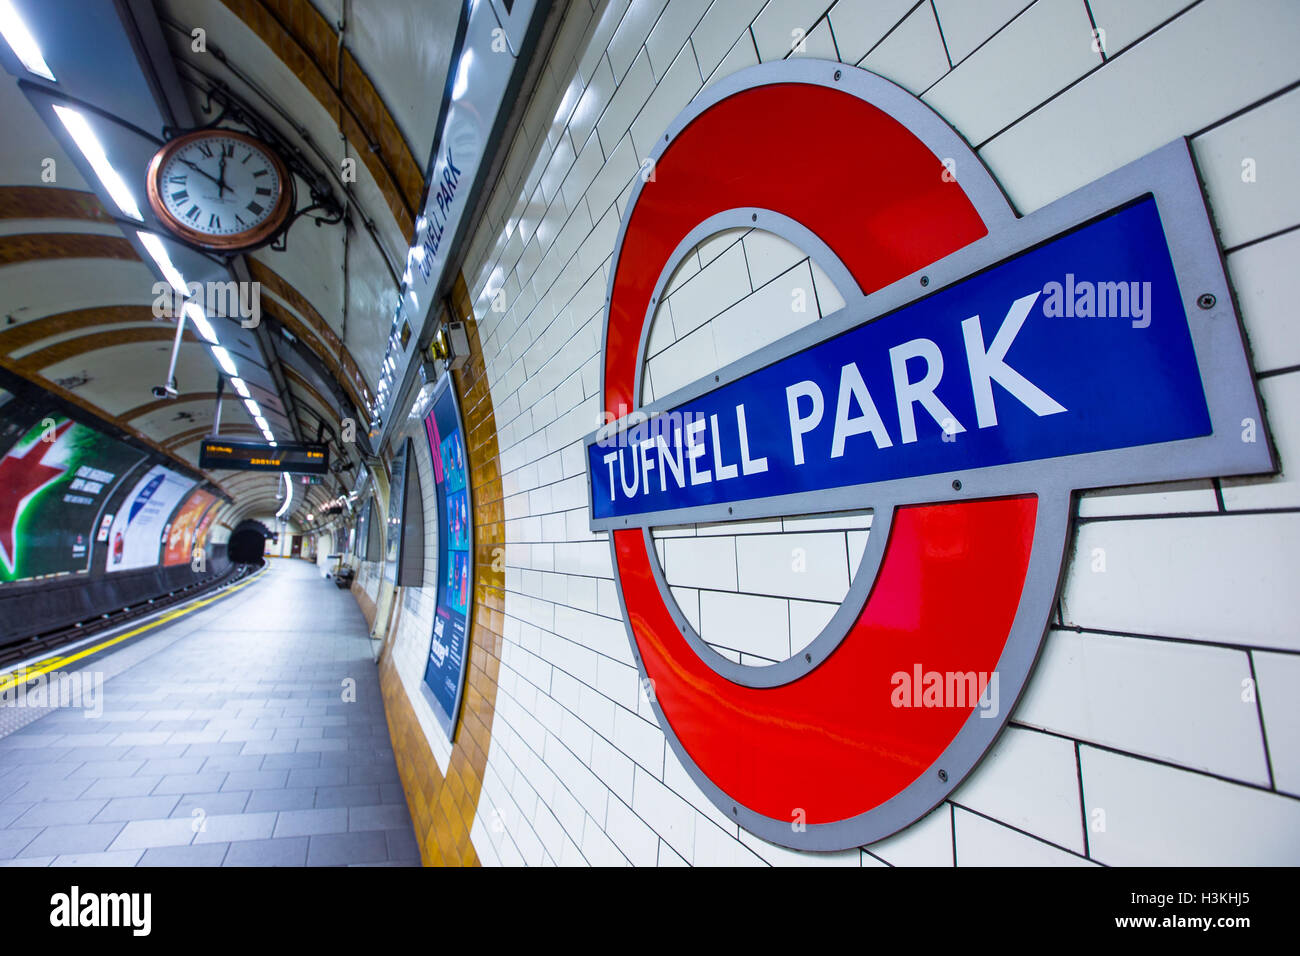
[0,559,417,866]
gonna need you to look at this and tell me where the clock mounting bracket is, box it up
[160,78,345,255]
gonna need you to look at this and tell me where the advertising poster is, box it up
[106,465,196,572]
[162,488,217,566]
[382,440,407,585]
[0,410,144,583]
[193,500,219,553]
[421,380,473,739]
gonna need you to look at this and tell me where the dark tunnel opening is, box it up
[228,520,276,566]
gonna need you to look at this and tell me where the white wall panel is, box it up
[430,0,1300,866]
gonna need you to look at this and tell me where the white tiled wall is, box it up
[429,0,1298,865]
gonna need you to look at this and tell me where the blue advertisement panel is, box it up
[588,198,1212,522]
[421,379,473,740]
[106,464,197,572]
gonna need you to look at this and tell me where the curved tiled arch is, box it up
[0,232,138,267]
[0,186,116,224]
[0,306,172,353]
[15,326,205,373]
[213,0,423,236]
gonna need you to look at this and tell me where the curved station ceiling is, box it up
[0,0,463,527]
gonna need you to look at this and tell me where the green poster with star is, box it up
[0,409,146,583]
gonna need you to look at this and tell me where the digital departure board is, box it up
[199,439,329,475]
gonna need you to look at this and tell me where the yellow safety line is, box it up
[0,567,267,694]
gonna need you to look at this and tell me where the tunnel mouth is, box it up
[228,520,274,566]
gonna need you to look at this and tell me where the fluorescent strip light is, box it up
[137,232,186,294]
[210,345,237,376]
[452,49,474,100]
[243,399,261,417]
[276,472,293,519]
[229,378,250,398]
[53,105,141,219]
[255,415,269,430]
[0,0,54,80]
[182,302,217,344]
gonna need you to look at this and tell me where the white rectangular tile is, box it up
[1062,514,1300,651]
[1016,629,1270,785]
[1227,228,1300,373]
[1080,744,1300,864]
[860,1,950,95]
[951,726,1084,852]
[1221,372,1299,510]
[924,0,1102,146]
[954,807,1096,866]
[1253,651,1300,798]
[734,531,850,602]
[979,0,1300,215]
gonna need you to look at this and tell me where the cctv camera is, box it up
[152,384,179,400]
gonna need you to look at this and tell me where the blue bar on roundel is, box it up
[589,197,1212,521]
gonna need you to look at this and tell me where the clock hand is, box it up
[217,154,229,197]
[176,158,224,194]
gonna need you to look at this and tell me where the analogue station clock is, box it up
[146,128,293,250]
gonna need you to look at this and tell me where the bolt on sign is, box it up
[582,61,1274,851]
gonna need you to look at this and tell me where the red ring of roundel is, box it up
[603,81,1037,826]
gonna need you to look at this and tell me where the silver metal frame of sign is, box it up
[417,372,475,744]
[583,59,1274,851]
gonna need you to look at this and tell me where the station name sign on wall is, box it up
[584,61,1273,852]
[589,198,1209,525]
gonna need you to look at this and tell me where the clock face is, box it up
[147,130,290,249]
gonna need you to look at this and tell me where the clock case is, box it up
[146,127,295,252]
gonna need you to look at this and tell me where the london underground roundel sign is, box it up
[583,61,1273,851]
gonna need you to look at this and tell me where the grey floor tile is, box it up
[67,759,146,779]
[348,763,400,786]
[244,788,316,813]
[307,830,388,866]
[348,804,411,832]
[385,827,420,862]
[138,757,206,776]
[181,742,245,757]
[18,823,124,858]
[93,795,181,823]
[81,776,164,799]
[296,739,347,753]
[238,740,299,755]
[221,769,287,791]
[169,792,251,818]
[193,811,278,845]
[0,827,41,859]
[4,779,92,802]
[287,767,349,789]
[272,808,350,838]
[12,798,109,827]
[138,844,229,867]
[222,837,309,867]
[108,818,197,851]
[153,771,228,795]
[0,804,33,828]
[314,785,380,809]
[50,849,145,867]
[259,752,320,770]
[201,754,266,774]
[125,744,189,760]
